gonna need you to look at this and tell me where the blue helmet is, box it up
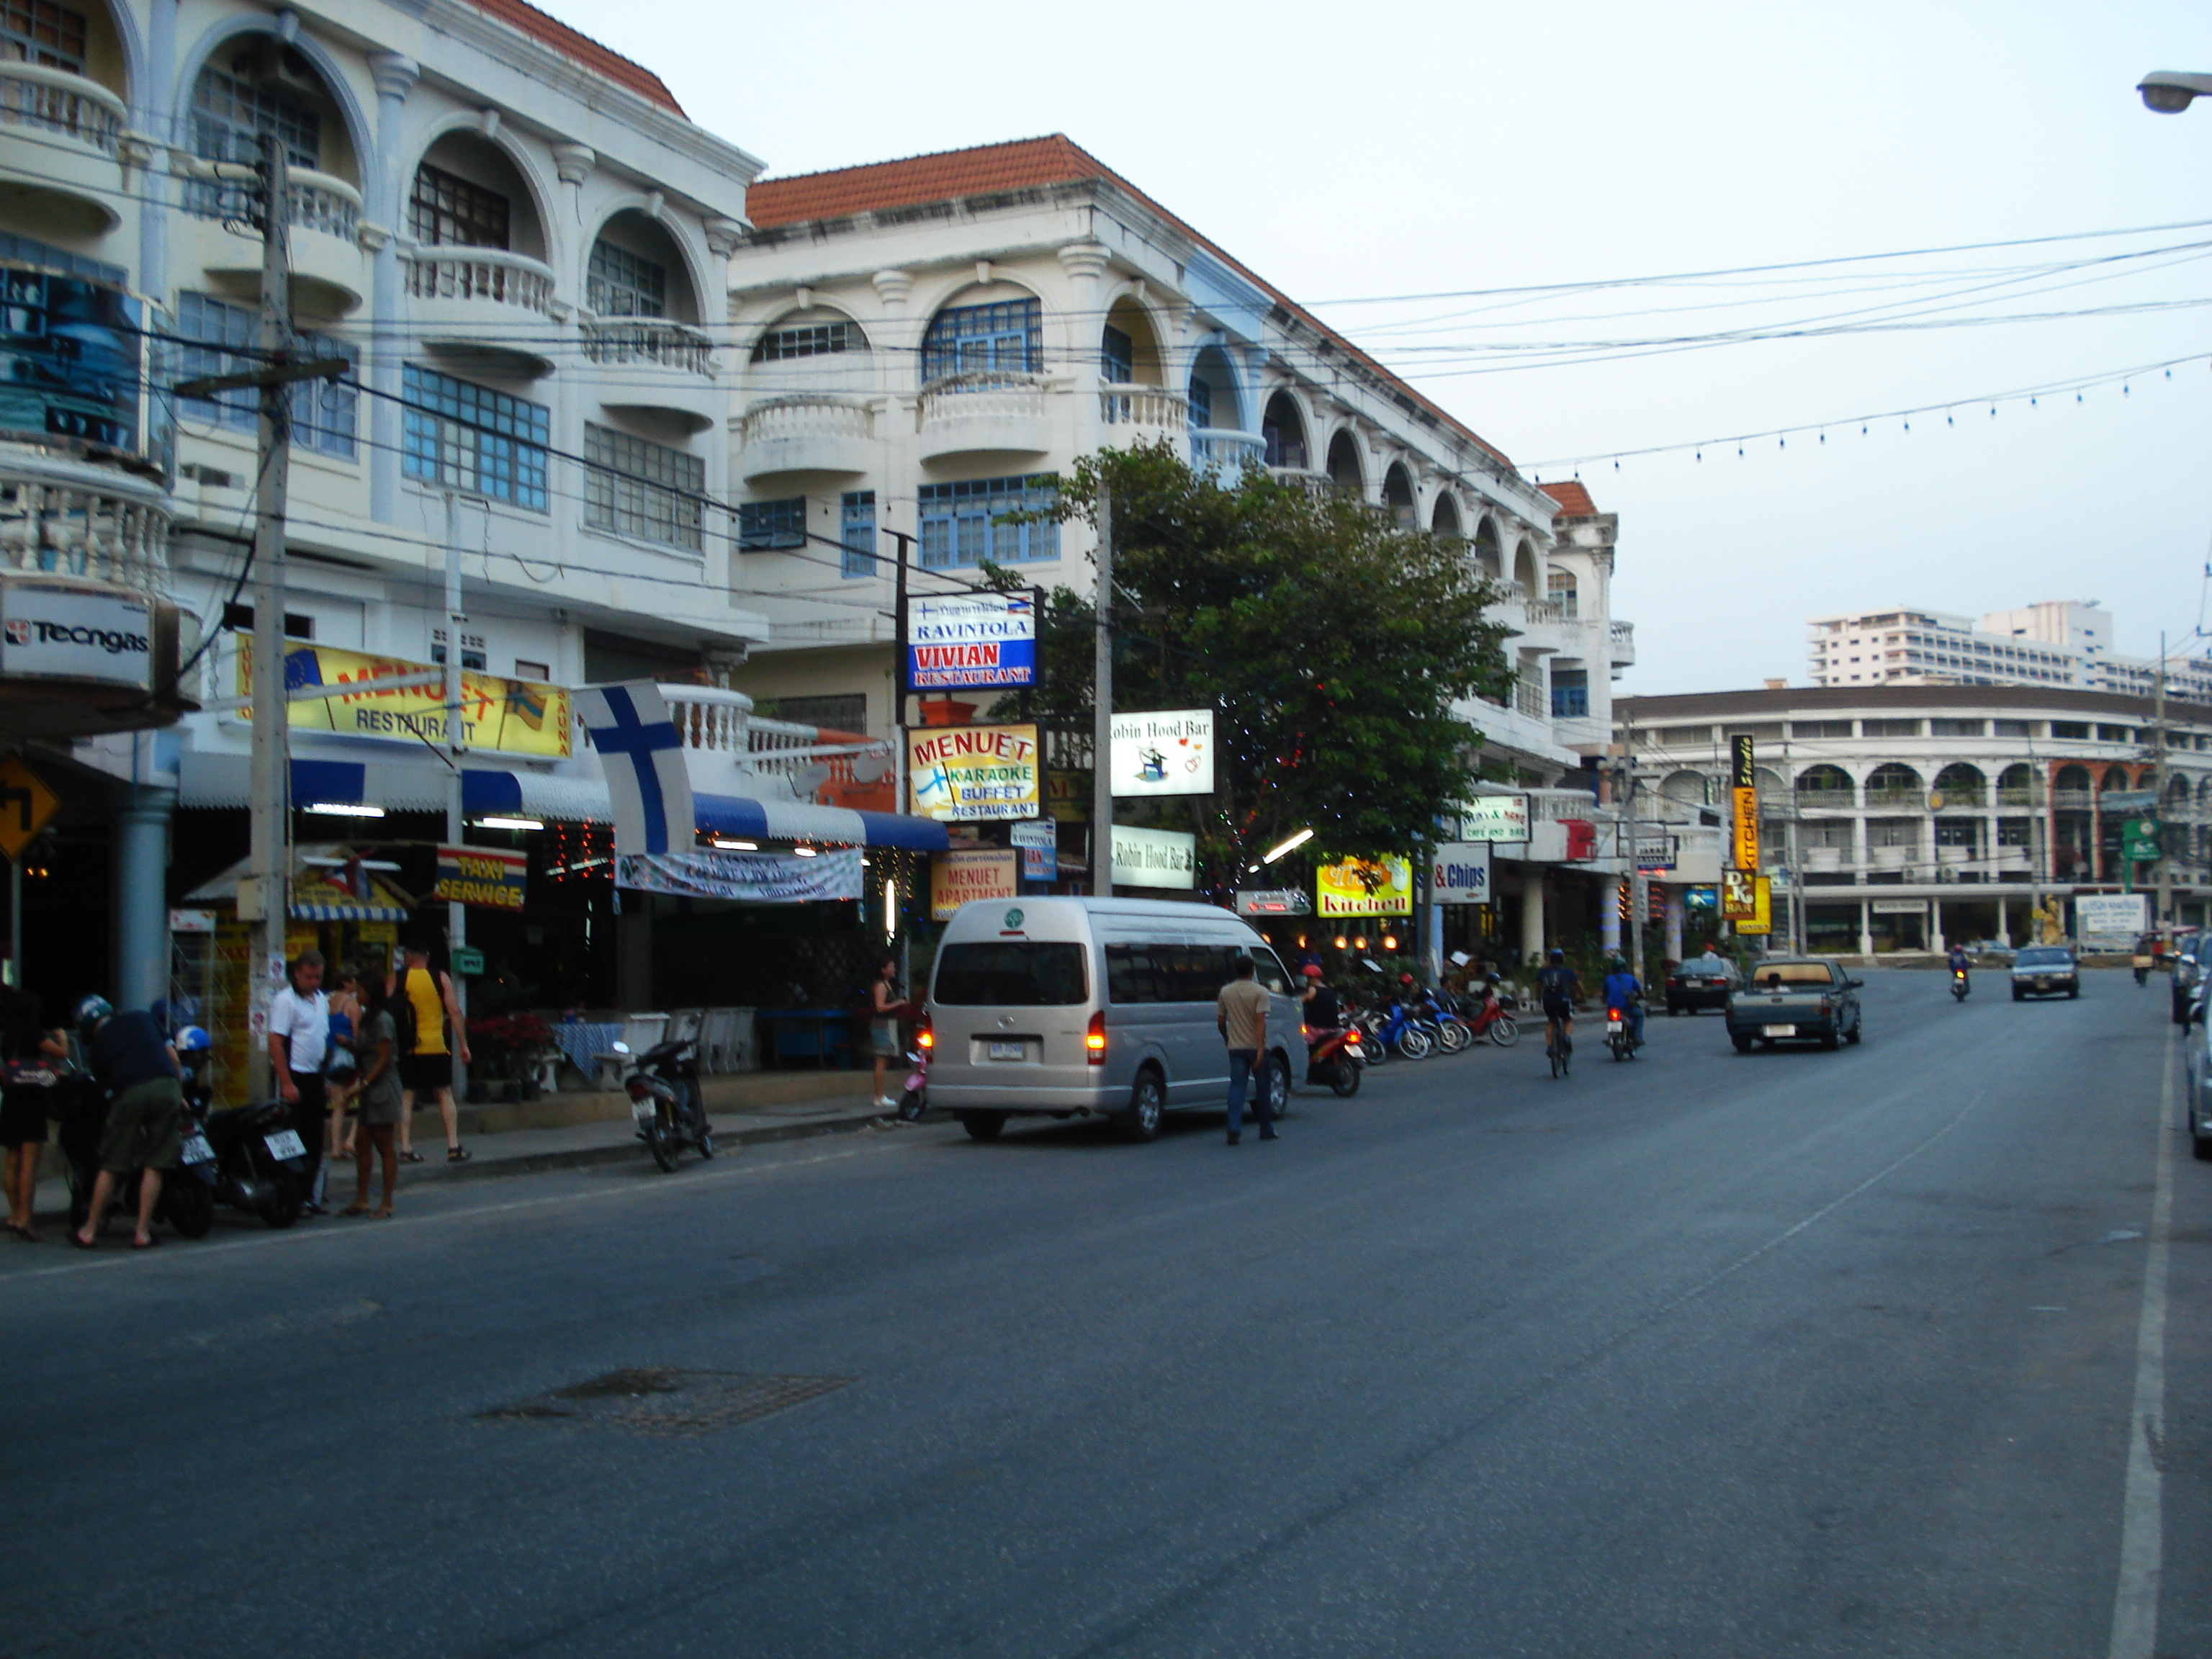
[74,994,112,1041]
[174,1025,212,1054]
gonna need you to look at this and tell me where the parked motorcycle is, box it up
[181,1097,308,1231]
[896,1040,929,1122]
[613,1038,714,1172]
[1303,1017,1365,1096]
[1357,995,1434,1061]
[1415,987,1472,1055]
[1463,987,1521,1048]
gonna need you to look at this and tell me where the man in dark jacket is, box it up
[70,997,181,1250]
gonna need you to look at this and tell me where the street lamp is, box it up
[2139,71,2212,113]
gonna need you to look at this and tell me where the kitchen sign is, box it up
[1730,734,1760,873]
[1108,709,1213,797]
[904,591,1038,690]
[907,724,1041,822]
[1317,855,1413,917]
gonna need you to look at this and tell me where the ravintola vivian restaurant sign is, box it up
[907,724,1041,822]
[904,592,1039,690]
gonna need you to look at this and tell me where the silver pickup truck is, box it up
[1725,957,1865,1053]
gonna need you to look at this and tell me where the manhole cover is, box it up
[477,1369,851,1437]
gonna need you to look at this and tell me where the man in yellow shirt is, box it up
[390,939,473,1164]
[1215,954,1276,1146]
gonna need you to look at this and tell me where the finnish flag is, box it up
[577,680,693,856]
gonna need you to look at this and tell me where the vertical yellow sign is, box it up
[1736,876,1773,935]
[1730,734,1760,873]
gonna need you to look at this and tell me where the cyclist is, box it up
[1537,948,1582,1064]
[1601,954,1646,1050]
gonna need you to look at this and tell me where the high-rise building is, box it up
[1807,602,2212,703]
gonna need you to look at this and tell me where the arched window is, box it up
[1546,567,1578,619]
[1932,763,1986,804]
[1431,494,1462,539]
[588,212,700,322]
[1472,517,1503,577]
[1099,297,1161,386]
[751,308,868,361]
[1660,770,1709,805]
[1866,762,1924,803]
[921,291,1040,382]
[1188,345,1238,433]
[1512,538,1540,593]
[1382,462,1415,529]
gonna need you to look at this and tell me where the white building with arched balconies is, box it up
[721,135,1635,787]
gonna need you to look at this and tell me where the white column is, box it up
[365,53,418,526]
[1519,868,1546,967]
[1858,900,1874,956]
[1664,890,1684,961]
[1932,899,1945,953]
[1600,878,1622,954]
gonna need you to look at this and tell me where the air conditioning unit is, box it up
[228,42,320,100]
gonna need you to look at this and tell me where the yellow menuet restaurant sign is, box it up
[236,639,573,759]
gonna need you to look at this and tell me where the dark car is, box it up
[2011,945,2080,1002]
[1665,953,1740,1015]
[2180,990,2212,1161]
[2171,933,2203,1026]
[1725,957,1863,1052]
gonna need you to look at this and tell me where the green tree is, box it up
[989,441,1514,876]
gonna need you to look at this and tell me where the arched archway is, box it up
[1512,536,1540,593]
[587,207,701,321]
[1660,770,1710,805]
[2054,763,2092,796]
[1430,493,1462,539]
[1100,295,1164,386]
[410,127,552,261]
[1796,763,1853,799]
[1472,517,1503,578]
[1997,763,2033,796]
[1933,762,1986,804]
[1866,762,1924,803]
[1326,429,1364,494]
[179,22,371,191]
[1382,462,1415,528]
[1261,390,1307,469]
[1187,345,1239,433]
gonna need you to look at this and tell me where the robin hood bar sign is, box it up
[904,592,1039,690]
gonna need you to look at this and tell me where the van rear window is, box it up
[933,943,1088,1006]
[1107,943,1287,1003]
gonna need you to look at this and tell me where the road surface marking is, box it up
[2108,1033,2175,1659]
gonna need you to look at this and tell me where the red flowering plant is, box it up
[465,1012,556,1079]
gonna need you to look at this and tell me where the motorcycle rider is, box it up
[1537,948,1581,1059]
[1601,955,1647,1050]
[1299,964,1340,1035]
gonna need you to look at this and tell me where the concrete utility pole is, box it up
[2156,631,2173,935]
[1092,484,1113,896]
[245,138,294,1101]
[442,492,469,1094]
[1623,721,1645,976]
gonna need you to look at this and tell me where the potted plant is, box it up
[466,1012,556,1102]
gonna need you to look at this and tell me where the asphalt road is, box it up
[8,967,2206,1658]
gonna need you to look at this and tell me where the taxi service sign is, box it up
[1317,855,1413,917]
[907,724,1041,822]
[433,845,528,912]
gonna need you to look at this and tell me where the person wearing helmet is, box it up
[70,996,182,1249]
[1601,953,1647,1050]
[1300,963,1339,1033]
[1535,948,1583,1065]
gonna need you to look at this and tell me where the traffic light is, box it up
[1617,882,1632,924]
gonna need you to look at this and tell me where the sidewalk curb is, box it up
[410,1108,907,1186]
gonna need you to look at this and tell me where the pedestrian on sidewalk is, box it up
[269,951,330,1217]
[323,965,362,1165]
[70,997,181,1250]
[390,938,471,1164]
[1,990,59,1241]
[341,974,401,1218]
[1216,954,1275,1146]
[866,956,912,1112]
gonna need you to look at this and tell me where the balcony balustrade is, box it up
[189,168,367,313]
[1098,385,1187,433]
[2049,789,2095,811]
[404,247,558,374]
[583,316,717,432]
[738,395,873,480]
[917,372,1050,462]
[1190,428,1264,477]
[1608,619,1635,663]
[0,62,126,233]
[0,451,170,594]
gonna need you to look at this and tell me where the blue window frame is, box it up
[1100,324,1133,385]
[1187,374,1213,430]
[1550,667,1589,719]
[920,299,1040,382]
[840,490,876,578]
[737,497,806,551]
[178,292,357,458]
[401,363,549,510]
[917,475,1057,570]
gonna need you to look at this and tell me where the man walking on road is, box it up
[269,951,329,1216]
[1216,954,1276,1146]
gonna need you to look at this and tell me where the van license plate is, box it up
[988,1041,1024,1061]
[1762,1024,1797,1038]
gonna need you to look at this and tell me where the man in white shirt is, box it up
[268,950,329,1217]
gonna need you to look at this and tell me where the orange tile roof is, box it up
[464,0,684,116]
[1538,480,1598,516]
[746,135,1516,471]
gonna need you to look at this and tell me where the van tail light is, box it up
[916,1015,932,1051]
[1086,1010,1107,1066]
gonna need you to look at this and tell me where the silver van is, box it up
[925,896,1303,1142]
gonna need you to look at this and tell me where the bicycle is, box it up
[1544,1006,1573,1078]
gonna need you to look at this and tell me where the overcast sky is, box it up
[549,0,2212,696]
